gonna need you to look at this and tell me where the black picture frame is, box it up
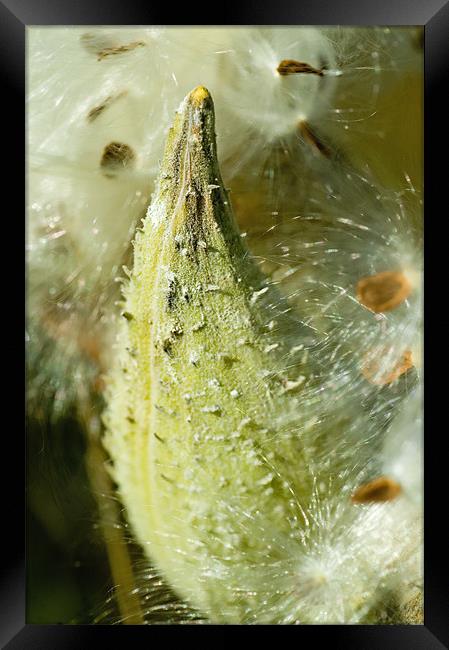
[6,0,448,646]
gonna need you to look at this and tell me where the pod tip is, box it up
[188,85,211,107]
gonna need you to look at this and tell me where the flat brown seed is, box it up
[277,59,324,76]
[100,142,135,174]
[361,348,414,386]
[87,92,127,122]
[87,98,112,122]
[351,476,402,504]
[356,270,412,312]
[97,41,146,61]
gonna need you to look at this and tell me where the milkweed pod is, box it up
[103,87,314,623]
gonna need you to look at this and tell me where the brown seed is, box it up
[356,270,412,313]
[351,476,402,504]
[87,92,126,122]
[361,348,414,386]
[277,59,324,76]
[298,120,331,158]
[97,41,146,61]
[100,142,135,174]
[87,101,109,122]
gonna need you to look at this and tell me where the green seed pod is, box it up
[103,86,319,623]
